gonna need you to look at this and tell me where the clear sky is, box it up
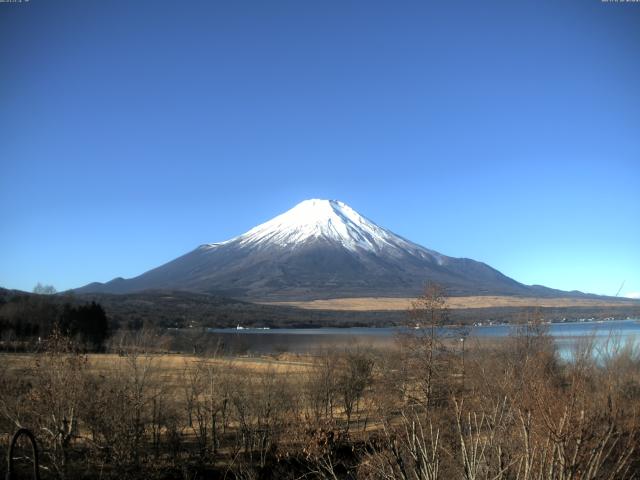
[1,0,639,297]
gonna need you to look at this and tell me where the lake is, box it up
[207,318,640,358]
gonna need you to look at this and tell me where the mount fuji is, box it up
[76,199,573,300]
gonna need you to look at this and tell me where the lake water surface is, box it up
[207,319,640,357]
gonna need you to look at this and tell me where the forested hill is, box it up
[2,287,639,334]
[0,288,397,331]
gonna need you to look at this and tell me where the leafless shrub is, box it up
[335,348,374,432]
[80,330,162,473]
[23,328,87,478]
[183,356,233,459]
[230,367,298,470]
[304,348,340,424]
[360,407,441,480]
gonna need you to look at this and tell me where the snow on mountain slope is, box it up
[203,199,444,261]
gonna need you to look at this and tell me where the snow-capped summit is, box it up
[238,199,384,251]
[76,199,555,300]
[205,199,439,258]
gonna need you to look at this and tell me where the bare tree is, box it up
[304,348,338,422]
[183,356,233,459]
[336,348,374,431]
[362,407,441,480]
[26,328,87,478]
[404,282,450,408]
[33,283,57,295]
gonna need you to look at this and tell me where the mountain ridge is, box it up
[75,199,600,300]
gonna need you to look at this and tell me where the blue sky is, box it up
[1,0,639,297]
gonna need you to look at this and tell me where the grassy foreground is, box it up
[1,327,640,479]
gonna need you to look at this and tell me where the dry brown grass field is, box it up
[2,326,640,480]
[264,295,638,311]
[0,351,315,388]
